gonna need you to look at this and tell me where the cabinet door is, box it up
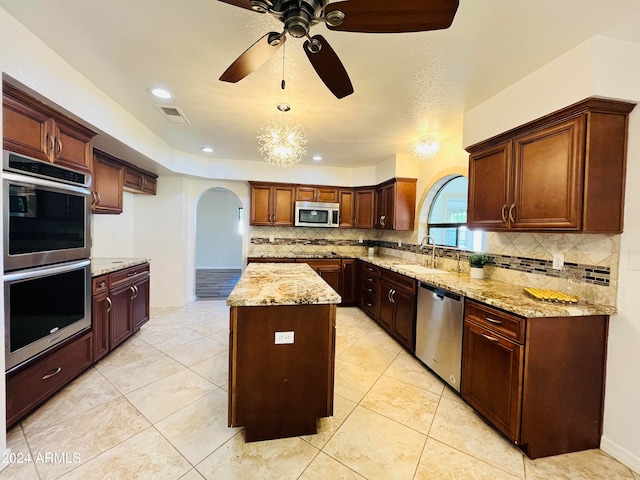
[340,259,357,305]
[93,153,124,214]
[92,292,111,362]
[461,320,524,442]
[391,288,416,352]
[54,121,92,172]
[2,95,50,162]
[511,117,584,230]
[467,142,512,231]
[272,186,295,226]
[377,281,394,332]
[250,184,273,225]
[109,283,135,349]
[132,275,150,331]
[295,186,316,201]
[338,189,354,228]
[317,187,338,203]
[354,188,375,229]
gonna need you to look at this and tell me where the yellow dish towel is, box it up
[524,287,579,303]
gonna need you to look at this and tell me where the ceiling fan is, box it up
[218,0,459,99]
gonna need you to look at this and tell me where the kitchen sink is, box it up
[395,264,450,275]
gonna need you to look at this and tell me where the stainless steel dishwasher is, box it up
[415,282,464,392]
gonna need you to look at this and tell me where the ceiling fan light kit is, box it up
[218,0,459,98]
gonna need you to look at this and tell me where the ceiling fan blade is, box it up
[303,35,353,99]
[219,32,285,83]
[325,0,459,33]
[217,0,254,11]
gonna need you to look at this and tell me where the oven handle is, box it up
[4,259,90,282]
[2,171,91,195]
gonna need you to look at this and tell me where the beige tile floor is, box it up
[2,301,639,480]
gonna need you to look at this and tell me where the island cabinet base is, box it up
[228,304,336,442]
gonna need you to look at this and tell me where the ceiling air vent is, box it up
[154,104,190,125]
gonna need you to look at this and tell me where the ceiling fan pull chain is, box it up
[281,43,286,90]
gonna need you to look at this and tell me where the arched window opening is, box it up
[426,176,485,251]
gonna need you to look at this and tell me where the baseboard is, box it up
[0,448,10,472]
[601,436,640,475]
[195,266,242,270]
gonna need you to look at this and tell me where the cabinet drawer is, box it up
[109,263,150,288]
[380,268,417,294]
[361,262,380,276]
[465,299,525,343]
[6,332,93,428]
[92,275,109,295]
[361,291,377,317]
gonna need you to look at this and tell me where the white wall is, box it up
[195,189,243,269]
[463,35,640,473]
[91,193,136,257]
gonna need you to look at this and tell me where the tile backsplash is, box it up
[249,226,620,307]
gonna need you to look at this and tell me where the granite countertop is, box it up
[91,257,150,277]
[359,255,616,318]
[249,253,350,259]
[227,263,342,307]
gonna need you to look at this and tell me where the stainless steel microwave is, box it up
[295,201,339,228]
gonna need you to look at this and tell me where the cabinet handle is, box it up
[484,316,502,325]
[127,272,137,277]
[46,133,55,155]
[134,285,139,297]
[106,296,112,313]
[367,288,373,292]
[508,203,516,223]
[55,137,63,156]
[392,289,396,303]
[99,281,105,288]
[481,333,500,343]
[501,204,508,223]
[366,303,373,307]
[130,285,136,298]
[42,367,62,380]
[387,289,392,302]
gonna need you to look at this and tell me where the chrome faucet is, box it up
[420,235,437,267]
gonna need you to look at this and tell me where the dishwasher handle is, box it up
[419,282,461,303]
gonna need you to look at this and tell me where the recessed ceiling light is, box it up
[312,155,322,161]
[147,87,174,99]
[201,146,214,153]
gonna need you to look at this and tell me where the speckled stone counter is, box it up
[359,255,615,318]
[91,257,150,277]
[227,263,342,307]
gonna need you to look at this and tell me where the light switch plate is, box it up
[552,254,564,270]
[275,331,294,344]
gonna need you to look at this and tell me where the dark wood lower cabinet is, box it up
[228,304,336,441]
[6,263,151,428]
[6,332,93,429]
[360,260,417,352]
[461,299,609,459]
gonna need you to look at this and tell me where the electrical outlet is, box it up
[552,254,564,270]
[398,240,402,247]
[269,234,275,243]
[358,235,363,244]
[274,331,294,344]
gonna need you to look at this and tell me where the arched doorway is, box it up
[194,188,243,299]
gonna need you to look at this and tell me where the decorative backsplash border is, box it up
[250,236,611,287]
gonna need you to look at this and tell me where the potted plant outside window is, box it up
[468,253,490,279]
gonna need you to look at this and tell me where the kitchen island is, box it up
[226,263,341,442]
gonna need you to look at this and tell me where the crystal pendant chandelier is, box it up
[257,104,307,167]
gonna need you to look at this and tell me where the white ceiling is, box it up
[2,0,640,170]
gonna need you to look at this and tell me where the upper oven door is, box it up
[3,171,91,271]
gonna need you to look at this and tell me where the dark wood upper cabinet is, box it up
[295,185,338,203]
[3,81,95,174]
[375,178,417,231]
[466,98,635,233]
[92,150,124,214]
[249,182,295,226]
[338,189,354,228]
[354,188,376,229]
[123,165,157,195]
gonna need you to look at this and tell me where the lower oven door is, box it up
[4,259,91,372]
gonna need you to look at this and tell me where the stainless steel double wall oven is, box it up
[3,150,92,371]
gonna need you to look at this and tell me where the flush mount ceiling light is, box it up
[411,136,440,162]
[257,104,307,167]
[201,146,214,153]
[312,155,323,161]
[147,87,174,99]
